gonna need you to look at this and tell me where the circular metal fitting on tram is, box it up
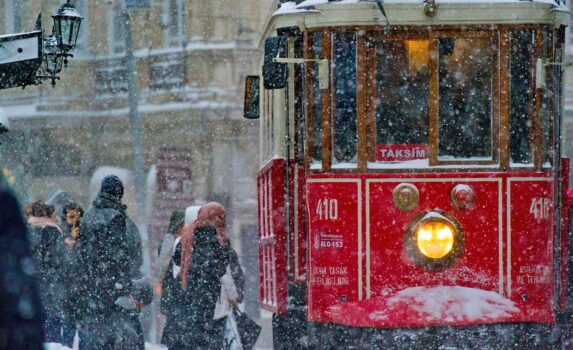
[392,183,420,212]
[424,2,438,17]
[450,184,475,210]
[404,210,464,271]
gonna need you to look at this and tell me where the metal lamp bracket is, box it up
[536,58,573,90]
[273,57,329,89]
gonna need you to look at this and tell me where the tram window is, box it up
[373,39,429,161]
[509,29,534,165]
[438,37,493,160]
[541,29,555,168]
[332,32,357,164]
[309,32,322,165]
[293,35,305,165]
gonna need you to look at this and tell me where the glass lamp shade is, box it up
[52,1,83,52]
[45,54,63,75]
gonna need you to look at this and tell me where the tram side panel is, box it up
[559,158,570,311]
[258,159,288,314]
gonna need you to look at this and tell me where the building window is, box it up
[163,0,185,46]
[95,58,129,95]
[149,52,186,90]
[108,2,126,54]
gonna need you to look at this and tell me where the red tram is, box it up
[243,0,572,348]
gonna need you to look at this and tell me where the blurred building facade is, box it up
[0,0,272,254]
[0,1,278,343]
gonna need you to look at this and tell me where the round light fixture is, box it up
[451,184,475,210]
[392,183,420,211]
[405,210,464,270]
[415,220,455,259]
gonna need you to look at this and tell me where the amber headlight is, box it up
[416,221,455,259]
[405,211,464,270]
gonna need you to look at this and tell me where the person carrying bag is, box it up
[230,307,261,350]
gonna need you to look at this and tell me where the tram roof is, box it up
[265,0,569,38]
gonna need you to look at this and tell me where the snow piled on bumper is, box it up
[326,286,521,328]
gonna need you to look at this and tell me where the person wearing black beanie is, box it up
[72,174,143,349]
[100,175,124,200]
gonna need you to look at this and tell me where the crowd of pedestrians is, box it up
[23,175,152,350]
[19,174,248,349]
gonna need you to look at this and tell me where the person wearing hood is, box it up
[179,202,240,349]
[153,211,185,287]
[60,201,84,348]
[46,190,74,229]
[74,175,144,350]
[157,211,185,350]
[27,201,66,343]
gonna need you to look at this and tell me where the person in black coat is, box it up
[183,226,230,349]
[74,175,141,350]
[158,211,185,349]
[0,175,44,350]
[27,202,66,343]
[60,202,84,348]
[160,235,186,349]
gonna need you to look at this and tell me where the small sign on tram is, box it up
[376,144,428,162]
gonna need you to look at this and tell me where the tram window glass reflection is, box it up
[509,29,534,165]
[293,35,305,166]
[332,32,357,165]
[373,39,429,161]
[309,31,322,165]
[541,29,555,168]
[438,37,493,160]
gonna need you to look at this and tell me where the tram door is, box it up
[284,33,307,283]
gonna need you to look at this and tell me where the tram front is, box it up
[245,0,572,348]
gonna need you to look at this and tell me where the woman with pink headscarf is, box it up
[178,202,231,349]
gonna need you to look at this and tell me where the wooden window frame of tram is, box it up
[303,24,554,174]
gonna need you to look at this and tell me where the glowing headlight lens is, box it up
[415,221,455,259]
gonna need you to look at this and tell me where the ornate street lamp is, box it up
[51,0,84,53]
[0,0,83,89]
[33,1,83,87]
[42,35,63,86]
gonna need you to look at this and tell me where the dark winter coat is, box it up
[228,247,245,303]
[0,180,44,349]
[74,192,138,322]
[183,226,230,349]
[28,219,66,318]
[126,217,143,279]
[61,222,82,323]
[161,240,187,349]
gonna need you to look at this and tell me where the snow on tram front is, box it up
[243,0,572,348]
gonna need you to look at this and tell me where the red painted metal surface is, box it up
[306,172,559,328]
[258,158,288,314]
[288,164,307,282]
[307,180,361,318]
[559,157,570,311]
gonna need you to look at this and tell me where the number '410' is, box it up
[316,199,339,221]
[529,197,551,220]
